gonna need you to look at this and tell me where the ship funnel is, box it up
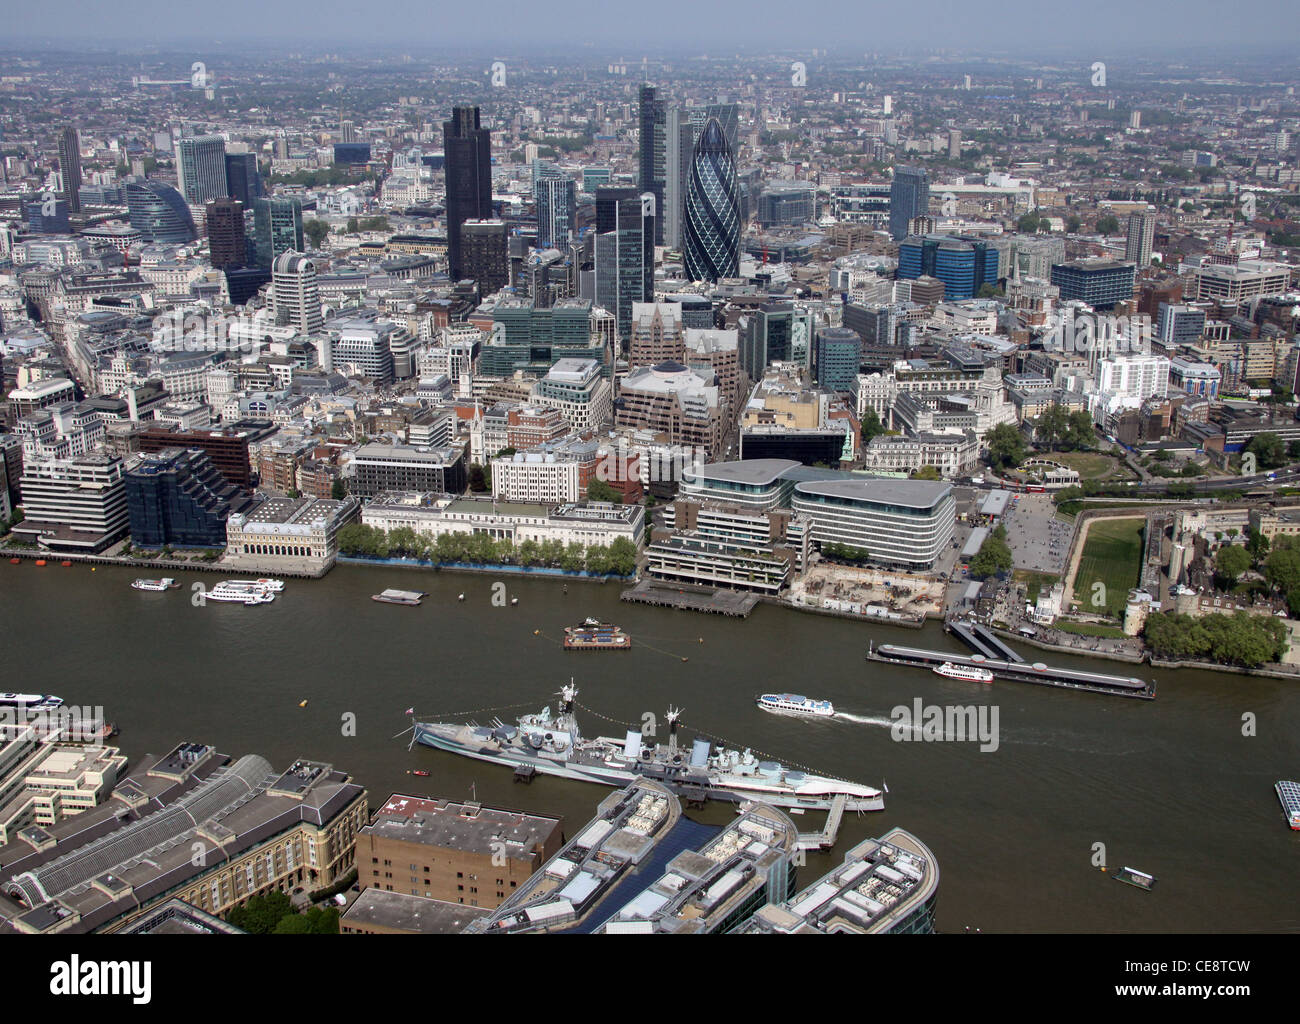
[624,730,643,760]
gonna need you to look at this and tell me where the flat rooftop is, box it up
[794,477,953,509]
[342,890,489,934]
[363,795,561,859]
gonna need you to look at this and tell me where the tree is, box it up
[1066,215,1082,233]
[1064,410,1096,451]
[227,891,294,934]
[968,531,1013,579]
[1016,212,1041,233]
[467,463,489,493]
[910,465,942,480]
[346,217,360,234]
[1096,215,1120,236]
[976,283,1004,299]
[587,479,621,503]
[1245,432,1287,470]
[331,478,348,500]
[860,408,886,445]
[607,537,638,576]
[1246,529,1271,564]
[304,219,331,249]
[985,422,1028,471]
[1035,404,1070,450]
[1214,544,1250,588]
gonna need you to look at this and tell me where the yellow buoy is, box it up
[681,657,689,663]
[298,700,308,708]
[534,629,540,635]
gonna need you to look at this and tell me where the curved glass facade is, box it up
[125,181,197,244]
[683,118,740,283]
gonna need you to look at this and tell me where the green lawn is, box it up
[1047,451,1127,481]
[1015,570,1060,605]
[1073,518,1145,619]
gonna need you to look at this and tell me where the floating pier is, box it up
[620,579,757,617]
[869,642,1156,700]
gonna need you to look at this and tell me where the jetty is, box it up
[869,641,1156,700]
[620,579,757,617]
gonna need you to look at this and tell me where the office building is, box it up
[791,477,956,569]
[351,443,467,497]
[124,181,197,244]
[595,192,655,342]
[124,447,251,548]
[649,499,810,593]
[271,251,323,336]
[205,197,246,270]
[813,326,863,397]
[461,219,508,296]
[443,107,493,281]
[738,828,939,934]
[664,107,695,249]
[889,167,930,241]
[137,424,266,490]
[616,362,724,455]
[638,85,666,245]
[253,197,304,269]
[1050,259,1136,310]
[0,735,127,846]
[57,125,82,214]
[10,453,129,553]
[25,197,70,234]
[340,891,488,935]
[535,357,613,432]
[629,302,685,367]
[536,176,577,249]
[176,135,229,205]
[757,182,816,226]
[224,152,263,206]
[1125,209,1156,268]
[683,118,741,283]
[898,235,999,300]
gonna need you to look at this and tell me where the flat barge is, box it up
[373,589,426,606]
[868,641,1156,700]
[1113,867,1156,891]
[563,621,632,650]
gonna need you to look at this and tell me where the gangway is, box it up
[947,620,999,658]
[796,793,848,850]
[970,624,1024,663]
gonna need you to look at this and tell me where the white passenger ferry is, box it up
[933,662,994,683]
[229,578,285,592]
[206,582,275,605]
[131,577,180,591]
[0,692,63,709]
[756,693,836,718]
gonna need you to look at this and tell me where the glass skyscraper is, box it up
[58,125,83,214]
[225,153,263,206]
[638,84,666,246]
[595,193,655,343]
[125,181,197,243]
[176,135,229,205]
[683,118,741,284]
[443,106,493,281]
[536,176,577,249]
[889,166,930,241]
[253,197,304,269]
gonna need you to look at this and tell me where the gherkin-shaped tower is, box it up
[683,117,741,283]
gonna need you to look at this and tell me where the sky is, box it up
[4,0,1299,54]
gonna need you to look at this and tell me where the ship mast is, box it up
[666,705,683,753]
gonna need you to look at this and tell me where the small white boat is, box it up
[132,577,179,591]
[0,692,63,709]
[756,693,836,718]
[933,662,994,683]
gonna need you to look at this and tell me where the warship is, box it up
[410,683,884,812]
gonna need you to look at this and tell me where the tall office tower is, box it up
[947,129,961,160]
[125,181,197,243]
[595,185,639,234]
[664,107,695,250]
[205,198,246,270]
[1125,209,1156,268]
[689,104,740,155]
[813,326,863,396]
[461,219,509,296]
[683,118,741,284]
[341,119,357,144]
[271,252,323,335]
[889,166,929,241]
[638,84,666,245]
[253,197,304,268]
[536,175,577,249]
[629,301,685,366]
[176,135,229,205]
[595,193,655,343]
[224,152,263,205]
[58,125,83,214]
[443,106,493,281]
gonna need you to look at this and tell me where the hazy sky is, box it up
[6,0,1299,53]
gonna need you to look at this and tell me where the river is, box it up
[2,560,1296,933]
